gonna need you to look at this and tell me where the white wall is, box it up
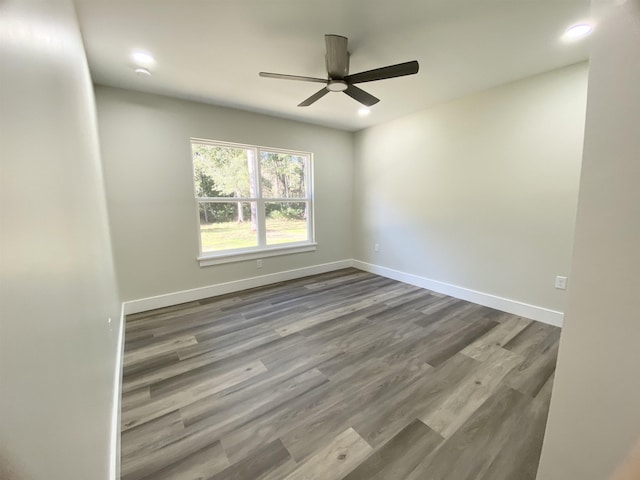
[94,86,353,303]
[0,1,122,479]
[536,1,640,478]
[353,63,588,320]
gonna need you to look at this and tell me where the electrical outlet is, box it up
[374,243,380,252]
[555,276,567,290]
[257,259,263,269]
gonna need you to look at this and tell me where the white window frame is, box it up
[191,138,316,266]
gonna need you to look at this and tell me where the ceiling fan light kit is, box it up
[327,80,348,92]
[259,34,419,107]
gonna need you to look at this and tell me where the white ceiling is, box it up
[75,0,591,131]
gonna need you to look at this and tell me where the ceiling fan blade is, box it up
[343,85,380,107]
[325,34,349,79]
[259,72,328,84]
[298,87,330,107]
[344,60,419,84]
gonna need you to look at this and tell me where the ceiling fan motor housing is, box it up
[325,34,350,79]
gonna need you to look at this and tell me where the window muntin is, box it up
[191,139,314,260]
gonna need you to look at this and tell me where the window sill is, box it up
[198,243,317,267]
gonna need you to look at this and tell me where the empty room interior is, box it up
[2,0,640,479]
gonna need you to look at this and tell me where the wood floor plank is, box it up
[503,321,558,356]
[220,359,402,464]
[150,311,250,340]
[420,348,523,438]
[343,419,443,480]
[405,386,529,480]
[125,305,235,335]
[121,429,222,480]
[504,328,560,396]
[121,386,151,410]
[122,366,320,478]
[280,360,429,462]
[121,410,184,458]
[274,284,417,337]
[416,297,475,324]
[297,304,390,340]
[313,330,411,380]
[353,353,478,448]
[180,367,329,430]
[177,325,279,361]
[124,330,155,348]
[255,336,340,373]
[122,352,182,391]
[124,335,197,368]
[125,300,203,323]
[478,373,555,480]
[256,459,298,480]
[123,331,299,394]
[483,307,525,323]
[122,360,267,431]
[209,439,292,480]
[316,319,420,363]
[417,295,460,316]
[140,440,229,480]
[422,316,499,366]
[264,275,391,313]
[280,427,372,480]
[381,286,432,306]
[462,315,533,361]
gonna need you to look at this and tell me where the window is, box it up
[191,138,315,265]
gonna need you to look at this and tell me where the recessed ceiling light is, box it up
[564,23,593,39]
[131,50,155,65]
[135,67,151,77]
[358,107,371,116]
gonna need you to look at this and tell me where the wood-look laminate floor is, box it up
[121,269,560,480]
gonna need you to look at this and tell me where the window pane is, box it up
[260,151,307,198]
[265,202,308,245]
[192,144,257,198]
[199,202,258,252]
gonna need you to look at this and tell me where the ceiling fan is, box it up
[259,34,419,107]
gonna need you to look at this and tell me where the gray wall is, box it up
[537,1,640,478]
[0,0,122,478]
[353,63,588,315]
[94,86,353,302]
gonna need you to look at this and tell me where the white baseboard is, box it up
[352,260,564,327]
[123,259,353,315]
[110,303,125,480]
[123,258,563,327]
